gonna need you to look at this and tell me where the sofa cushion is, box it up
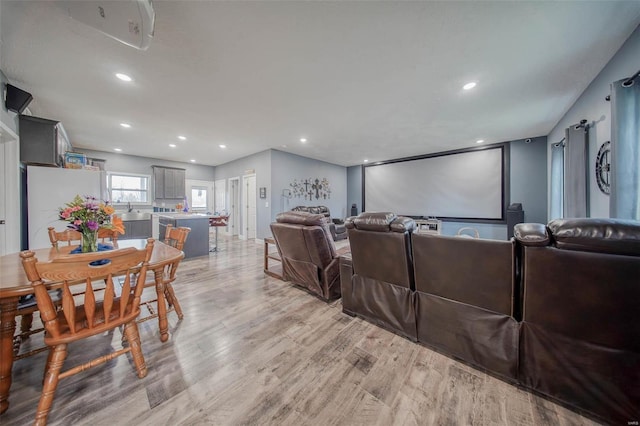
[547,218,640,257]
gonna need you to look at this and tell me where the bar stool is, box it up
[209,215,229,252]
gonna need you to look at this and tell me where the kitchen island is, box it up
[157,213,211,258]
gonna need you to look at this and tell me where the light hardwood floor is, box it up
[4,235,600,426]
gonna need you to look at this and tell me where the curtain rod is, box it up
[553,138,565,148]
[623,69,640,87]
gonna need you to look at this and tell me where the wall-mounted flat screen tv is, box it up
[5,83,33,114]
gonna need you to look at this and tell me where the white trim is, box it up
[241,173,257,241]
[0,121,20,255]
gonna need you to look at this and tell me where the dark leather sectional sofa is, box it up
[340,212,640,423]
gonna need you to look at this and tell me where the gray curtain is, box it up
[564,124,589,218]
[550,142,564,220]
[610,78,640,220]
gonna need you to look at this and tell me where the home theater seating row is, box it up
[290,205,347,241]
[339,212,640,424]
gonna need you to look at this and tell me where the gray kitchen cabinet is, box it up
[153,166,186,200]
[120,219,152,240]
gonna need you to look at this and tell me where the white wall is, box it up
[547,25,640,219]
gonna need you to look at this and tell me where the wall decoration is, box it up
[289,178,331,200]
[595,141,611,195]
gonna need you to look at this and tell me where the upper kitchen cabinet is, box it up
[153,166,186,199]
[19,115,72,167]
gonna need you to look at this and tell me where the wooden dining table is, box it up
[0,238,184,415]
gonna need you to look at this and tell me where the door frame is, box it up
[240,173,257,241]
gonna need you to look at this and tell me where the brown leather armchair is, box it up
[291,206,347,241]
[515,218,640,423]
[270,211,341,301]
[412,233,519,380]
[341,212,417,340]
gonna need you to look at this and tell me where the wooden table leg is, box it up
[153,269,169,342]
[0,297,19,414]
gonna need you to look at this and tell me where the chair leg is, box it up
[19,313,34,339]
[123,321,147,379]
[35,344,67,426]
[164,284,183,319]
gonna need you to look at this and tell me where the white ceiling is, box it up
[2,1,639,168]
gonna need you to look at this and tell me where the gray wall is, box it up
[214,149,272,239]
[547,24,640,219]
[213,149,347,239]
[271,149,347,220]
[347,165,363,217]
[510,136,547,224]
[78,148,215,181]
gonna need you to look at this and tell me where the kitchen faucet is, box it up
[127,201,133,212]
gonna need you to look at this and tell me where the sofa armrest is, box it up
[339,254,355,315]
[332,218,344,225]
[514,223,550,247]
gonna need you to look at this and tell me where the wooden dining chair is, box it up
[14,226,82,358]
[20,239,154,426]
[47,227,81,248]
[16,226,121,352]
[139,225,190,326]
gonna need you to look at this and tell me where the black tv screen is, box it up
[5,83,33,114]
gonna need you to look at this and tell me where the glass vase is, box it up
[81,230,99,253]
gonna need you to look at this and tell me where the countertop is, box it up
[156,213,214,220]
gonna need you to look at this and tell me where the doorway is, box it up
[241,174,257,240]
[0,122,20,256]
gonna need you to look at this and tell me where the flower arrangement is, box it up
[58,195,124,251]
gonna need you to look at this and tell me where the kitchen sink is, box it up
[119,212,152,221]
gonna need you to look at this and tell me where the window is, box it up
[191,187,208,211]
[107,172,151,204]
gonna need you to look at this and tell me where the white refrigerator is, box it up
[27,165,106,249]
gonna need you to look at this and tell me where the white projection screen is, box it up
[364,146,506,221]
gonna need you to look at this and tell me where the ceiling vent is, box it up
[59,0,155,50]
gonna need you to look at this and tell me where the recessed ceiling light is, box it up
[364,159,369,163]
[114,148,122,152]
[169,144,177,148]
[178,136,187,141]
[300,138,307,143]
[476,139,484,144]
[281,144,288,148]
[120,123,131,128]
[115,73,132,82]
[463,82,477,90]
[190,159,196,163]
[219,144,226,149]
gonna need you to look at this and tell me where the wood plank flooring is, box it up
[3,235,600,426]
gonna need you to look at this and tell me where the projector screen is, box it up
[364,145,507,221]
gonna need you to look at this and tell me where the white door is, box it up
[242,174,257,240]
[214,179,227,233]
[228,177,240,236]
[0,140,6,256]
[0,123,20,256]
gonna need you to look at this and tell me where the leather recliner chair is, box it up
[515,218,640,423]
[412,232,519,380]
[270,211,341,301]
[291,206,347,241]
[340,212,417,340]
